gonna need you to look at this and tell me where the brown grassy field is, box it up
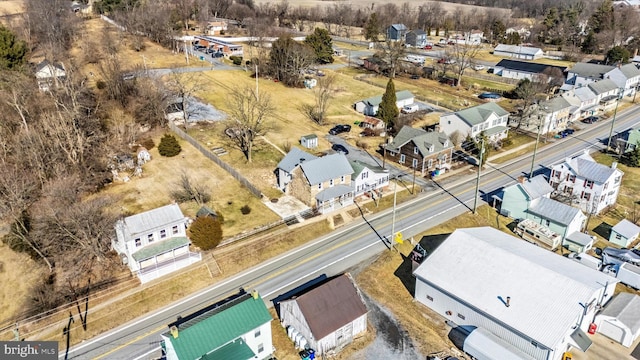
[0,0,22,16]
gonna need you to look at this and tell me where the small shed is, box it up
[610,219,640,248]
[595,293,640,347]
[563,231,594,253]
[137,147,151,165]
[195,205,218,219]
[359,117,385,130]
[300,134,318,149]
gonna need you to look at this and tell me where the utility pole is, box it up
[390,175,400,248]
[529,117,542,179]
[606,88,624,152]
[412,163,416,195]
[255,63,259,101]
[184,40,189,65]
[473,138,484,214]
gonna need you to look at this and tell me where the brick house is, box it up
[384,126,453,175]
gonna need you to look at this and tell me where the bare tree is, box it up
[226,86,274,162]
[302,74,336,125]
[171,172,211,205]
[165,72,206,125]
[378,40,406,78]
[446,41,482,87]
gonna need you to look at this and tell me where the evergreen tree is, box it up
[590,0,615,34]
[581,31,597,54]
[629,142,640,167]
[364,13,382,42]
[304,28,334,64]
[377,78,399,130]
[606,46,630,65]
[158,134,182,157]
[188,216,223,250]
[0,25,26,70]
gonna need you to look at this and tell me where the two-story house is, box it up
[288,153,354,214]
[350,160,389,197]
[563,63,615,90]
[112,204,202,284]
[561,86,598,121]
[439,102,509,145]
[386,24,407,41]
[540,96,573,132]
[275,147,318,192]
[384,126,453,175]
[605,63,640,97]
[161,290,273,360]
[549,151,624,214]
[588,79,622,112]
[353,90,414,116]
[405,29,427,47]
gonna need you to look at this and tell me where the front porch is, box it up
[131,236,202,284]
[316,185,354,214]
[137,251,202,284]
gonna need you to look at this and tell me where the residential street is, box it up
[59,104,640,360]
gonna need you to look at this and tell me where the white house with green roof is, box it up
[162,291,273,360]
[439,102,509,144]
[350,160,389,197]
[353,90,414,116]
[112,204,201,284]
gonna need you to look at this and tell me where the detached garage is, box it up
[595,293,640,347]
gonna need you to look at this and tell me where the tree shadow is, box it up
[394,234,450,297]
[432,180,471,211]
[593,221,613,240]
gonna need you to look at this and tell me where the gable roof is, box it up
[390,24,407,31]
[413,227,618,349]
[300,153,354,185]
[350,160,387,178]
[36,59,64,73]
[599,293,640,334]
[570,63,615,79]
[563,86,597,103]
[588,79,619,95]
[360,90,414,107]
[495,59,567,75]
[120,204,185,237]
[288,274,367,340]
[277,147,318,173]
[528,197,584,226]
[408,29,426,36]
[541,96,572,113]
[612,63,640,79]
[512,175,553,200]
[494,44,543,56]
[612,219,640,238]
[565,231,594,247]
[196,205,217,218]
[563,152,619,183]
[454,102,508,126]
[386,126,452,155]
[164,292,272,360]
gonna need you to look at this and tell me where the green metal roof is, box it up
[131,237,190,261]
[484,125,508,136]
[349,160,386,177]
[166,293,272,360]
[201,339,255,360]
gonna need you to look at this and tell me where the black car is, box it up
[329,124,351,135]
[558,128,575,137]
[582,116,599,124]
[331,143,349,155]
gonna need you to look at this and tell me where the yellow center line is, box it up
[93,324,166,360]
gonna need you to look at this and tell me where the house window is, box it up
[329,179,334,187]
[362,172,368,179]
[172,225,179,235]
[258,343,264,353]
[442,154,448,163]
[544,219,550,226]
[255,329,261,337]
[318,183,323,190]
[412,159,418,168]
[414,146,419,154]
[457,313,466,320]
[400,154,405,164]
[615,233,622,240]
[160,230,166,239]
[341,175,345,183]
[134,238,141,247]
[531,341,538,347]
[582,192,591,201]
[585,179,594,189]
[147,234,154,243]
[426,295,433,301]
[427,159,433,168]
[569,175,576,183]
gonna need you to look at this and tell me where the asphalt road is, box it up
[60,105,640,360]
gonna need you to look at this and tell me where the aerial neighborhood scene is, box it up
[3,0,640,359]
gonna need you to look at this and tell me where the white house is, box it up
[526,197,587,241]
[279,274,368,356]
[275,147,318,191]
[162,290,273,360]
[414,227,618,360]
[493,44,544,60]
[354,90,414,116]
[439,102,509,144]
[588,79,622,112]
[112,204,201,283]
[539,96,573,133]
[35,59,66,92]
[605,63,640,97]
[561,86,599,120]
[564,231,595,254]
[609,219,640,248]
[594,293,640,348]
[564,63,615,90]
[549,151,624,215]
[350,160,389,197]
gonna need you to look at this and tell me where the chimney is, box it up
[506,296,511,307]
[517,176,526,184]
[170,325,179,338]
[252,290,259,299]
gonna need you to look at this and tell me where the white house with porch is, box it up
[439,102,509,145]
[350,160,389,198]
[112,204,201,283]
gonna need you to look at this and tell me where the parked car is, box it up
[402,104,419,114]
[473,64,485,71]
[329,124,351,135]
[410,74,421,80]
[424,45,433,50]
[478,92,501,100]
[558,129,575,137]
[331,143,349,154]
[437,58,456,64]
[582,116,599,124]
[212,52,224,58]
[447,40,456,45]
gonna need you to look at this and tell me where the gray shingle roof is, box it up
[386,126,452,155]
[122,204,185,237]
[572,87,597,102]
[277,147,318,173]
[36,59,64,72]
[455,102,508,126]
[301,153,354,185]
[361,90,414,107]
[599,293,640,335]
[617,63,640,79]
[566,152,617,183]
[520,175,553,199]
[612,219,640,239]
[494,44,543,56]
[528,197,583,226]
[570,63,615,79]
[565,231,594,247]
[408,29,426,36]
[390,24,407,31]
[315,184,353,202]
[542,96,572,113]
[588,79,619,95]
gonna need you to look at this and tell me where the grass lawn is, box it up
[488,132,536,164]
[461,75,516,93]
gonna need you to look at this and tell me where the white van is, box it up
[402,104,419,114]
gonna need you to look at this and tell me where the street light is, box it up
[606,88,624,152]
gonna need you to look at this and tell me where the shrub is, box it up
[96,80,106,89]
[141,138,155,150]
[188,216,223,250]
[158,134,182,157]
[229,56,243,65]
[240,205,251,215]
